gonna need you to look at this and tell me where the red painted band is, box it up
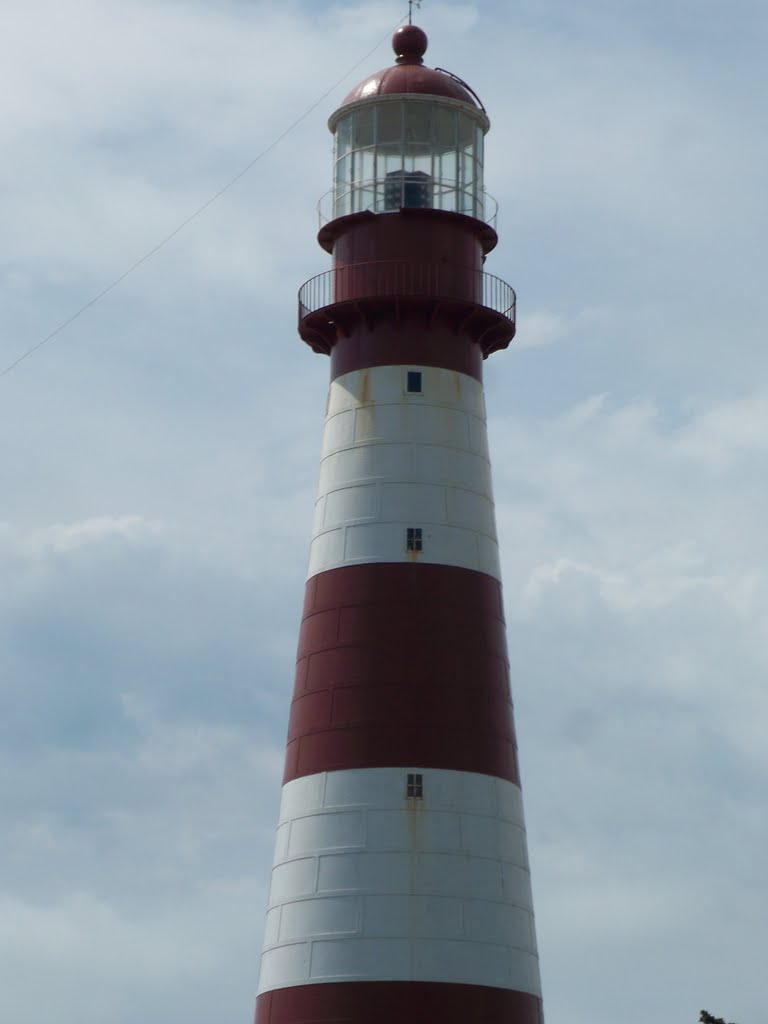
[318,206,496,259]
[283,563,519,785]
[255,981,544,1024]
[328,317,484,383]
[306,211,499,377]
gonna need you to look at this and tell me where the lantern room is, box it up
[326,24,491,222]
[329,96,488,219]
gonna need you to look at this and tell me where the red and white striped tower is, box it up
[255,24,544,1024]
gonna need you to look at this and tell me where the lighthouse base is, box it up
[255,981,544,1024]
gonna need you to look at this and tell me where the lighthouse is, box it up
[255,23,544,1024]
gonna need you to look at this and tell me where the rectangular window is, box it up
[377,101,403,144]
[406,773,423,799]
[406,527,423,552]
[353,106,375,148]
[336,115,353,159]
[358,147,375,184]
[404,103,431,143]
[406,370,422,393]
[336,153,352,186]
[458,111,475,148]
[439,149,459,188]
[434,106,457,149]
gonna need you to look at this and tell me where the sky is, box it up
[1,1,766,1021]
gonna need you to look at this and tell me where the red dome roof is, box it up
[339,25,482,110]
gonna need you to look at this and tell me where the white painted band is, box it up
[307,365,501,581]
[257,767,541,997]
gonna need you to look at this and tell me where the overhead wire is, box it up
[0,16,405,381]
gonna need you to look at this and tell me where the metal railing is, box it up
[298,260,515,326]
[316,179,499,230]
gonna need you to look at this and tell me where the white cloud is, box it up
[673,393,768,468]
[515,308,568,348]
[0,515,162,557]
[490,383,767,1019]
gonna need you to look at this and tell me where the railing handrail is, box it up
[316,181,499,230]
[298,259,515,324]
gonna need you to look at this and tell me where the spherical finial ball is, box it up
[393,24,428,64]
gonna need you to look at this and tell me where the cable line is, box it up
[0,18,404,381]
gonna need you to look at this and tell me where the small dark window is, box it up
[406,773,423,799]
[406,527,423,552]
[406,370,422,394]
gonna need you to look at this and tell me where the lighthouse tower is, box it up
[255,24,544,1024]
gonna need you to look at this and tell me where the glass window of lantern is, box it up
[334,113,353,216]
[461,148,475,188]
[405,103,431,144]
[404,150,432,176]
[462,167,479,216]
[358,147,375,184]
[336,115,353,160]
[458,110,474,149]
[377,102,402,144]
[354,106,375,147]
[336,152,352,186]
[377,144,402,176]
[437,149,458,206]
[434,106,456,149]
[355,182,375,214]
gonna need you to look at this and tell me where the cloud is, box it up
[673,394,768,469]
[0,515,161,558]
[0,516,285,1020]
[515,309,568,349]
[487,383,768,1017]
[0,1,765,1022]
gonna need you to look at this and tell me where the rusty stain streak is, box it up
[406,790,425,944]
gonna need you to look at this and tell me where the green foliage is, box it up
[700,1012,737,1024]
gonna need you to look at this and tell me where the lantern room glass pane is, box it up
[335,188,351,217]
[356,184,375,213]
[458,111,474,147]
[379,144,404,178]
[336,115,352,159]
[354,107,374,147]
[439,149,458,182]
[377,103,402,144]
[434,106,456,149]
[404,152,432,175]
[405,104,431,144]
[358,147,375,184]
[336,153,352,185]
[461,150,475,187]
